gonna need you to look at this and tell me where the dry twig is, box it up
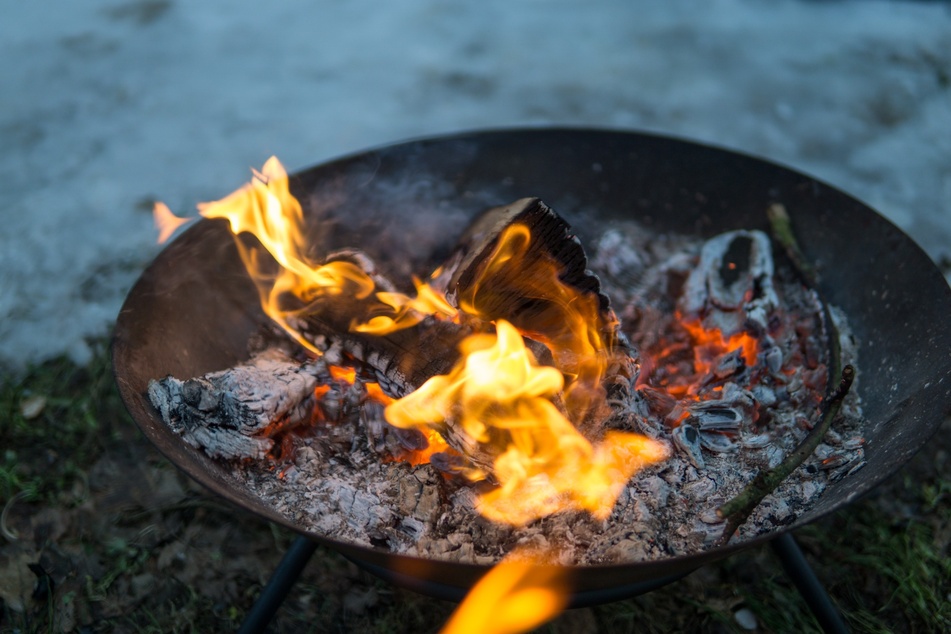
[713,203,854,545]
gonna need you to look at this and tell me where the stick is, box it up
[766,203,817,287]
[714,366,854,544]
[713,204,853,545]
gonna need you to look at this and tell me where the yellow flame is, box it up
[352,276,458,335]
[156,157,460,350]
[153,201,193,243]
[169,157,375,352]
[385,321,669,526]
[440,549,569,634]
[456,223,613,422]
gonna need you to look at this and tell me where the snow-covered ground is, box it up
[2,0,949,371]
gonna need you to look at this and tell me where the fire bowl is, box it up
[113,127,951,605]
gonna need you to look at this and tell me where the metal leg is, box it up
[237,535,319,634]
[771,532,849,634]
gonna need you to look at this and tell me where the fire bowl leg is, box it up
[770,532,849,634]
[237,535,319,634]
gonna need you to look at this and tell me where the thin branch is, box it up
[766,203,817,287]
[714,366,854,545]
[713,203,852,546]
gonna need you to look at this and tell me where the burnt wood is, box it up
[114,128,951,603]
[147,349,322,460]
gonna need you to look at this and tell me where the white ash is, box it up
[161,221,866,565]
[147,348,326,460]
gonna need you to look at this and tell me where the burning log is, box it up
[147,349,324,460]
[151,194,627,484]
[443,197,611,323]
[444,198,629,428]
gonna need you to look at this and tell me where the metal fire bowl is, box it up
[113,128,951,605]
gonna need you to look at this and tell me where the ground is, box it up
[0,342,948,633]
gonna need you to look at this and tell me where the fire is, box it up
[352,276,458,335]
[385,320,669,526]
[154,157,457,352]
[156,160,669,524]
[456,223,616,422]
[440,549,569,634]
[640,314,760,400]
[682,318,758,370]
[400,428,454,466]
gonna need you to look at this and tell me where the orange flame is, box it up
[352,276,458,335]
[455,223,615,422]
[192,157,377,352]
[440,549,569,634]
[153,201,193,243]
[385,320,669,526]
[156,157,461,350]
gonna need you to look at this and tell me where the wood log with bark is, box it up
[148,198,628,475]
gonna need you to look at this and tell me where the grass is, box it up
[0,343,117,506]
[0,340,948,633]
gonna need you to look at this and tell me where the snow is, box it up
[2,0,949,371]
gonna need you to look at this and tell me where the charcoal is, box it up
[147,349,324,460]
[679,230,779,336]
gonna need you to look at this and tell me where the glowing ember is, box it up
[385,320,669,526]
[682,317,758,370]
[639,313,760,400]
[440,549,569,634]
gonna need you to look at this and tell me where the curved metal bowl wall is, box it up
[113,128,951,600]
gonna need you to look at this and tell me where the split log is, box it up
[444,197,611,318]
[148,349,326,460]
[150,198,625,477]
[293,198,624,476]
[444,197,632,428]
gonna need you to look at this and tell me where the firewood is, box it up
[294,199,621,476]
[147,349,326,460]
[445,197,613,337]
[445,197,630,430]
[151,200,622,476]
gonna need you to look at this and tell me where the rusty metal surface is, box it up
[113,128,951,601]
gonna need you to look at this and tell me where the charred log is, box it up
[147,349,326,460]
[150,199,629,478]
[443,197,610,316]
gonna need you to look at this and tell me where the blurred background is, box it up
[2,0,949,369]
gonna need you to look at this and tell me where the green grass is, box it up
[0,342,120,506]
